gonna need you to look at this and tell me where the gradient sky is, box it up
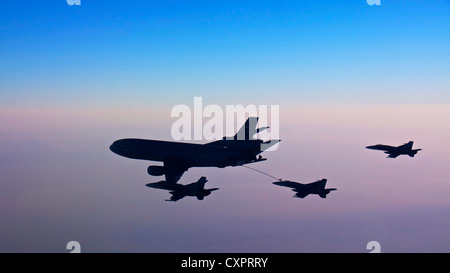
[1,0,449,107]
[0,1,449,252]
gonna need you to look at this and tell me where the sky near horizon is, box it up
[1,104,450,252]
[0,0,449,252]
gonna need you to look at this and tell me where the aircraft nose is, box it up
[109,143,116,152]
[109,139,134,156]
[109,141,120,154]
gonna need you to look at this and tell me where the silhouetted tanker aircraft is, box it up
[273,179,336,199]
[146,176,218,202]
[110,117,280,184]
[366,141,421,158]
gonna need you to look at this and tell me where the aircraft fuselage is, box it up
[110,138,257,168]
[274,181,322,194]
[366,141,421,158]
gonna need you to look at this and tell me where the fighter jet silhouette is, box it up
[366,141,422,158]
[146,176,218,202]
[110,117,280,184]
[273,179,336,199]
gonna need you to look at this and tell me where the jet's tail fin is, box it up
[206,116,280,154]
[196,176,208,189]
[232,117,259,140]
[311,179,327,191]
[232,117,274,140]
[311,179,336,198]
[404,141,414,149]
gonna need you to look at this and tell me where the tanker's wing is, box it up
[163,159,190,184]
[146,159,190,184]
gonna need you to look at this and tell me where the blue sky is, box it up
[0,0,449,107]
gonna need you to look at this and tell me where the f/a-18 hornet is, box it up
[273,179,336,199]
[110,117,280,184]
[366,141,421,158]
[146,177,218,202]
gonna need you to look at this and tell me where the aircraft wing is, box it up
[146,181,176,191]
[164,159,190,184]
[366,144,393,151]
[293,189,310,199]
[385,151,400,158]
[167,190,186,202]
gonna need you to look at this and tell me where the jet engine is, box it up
[147,165,165,176]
